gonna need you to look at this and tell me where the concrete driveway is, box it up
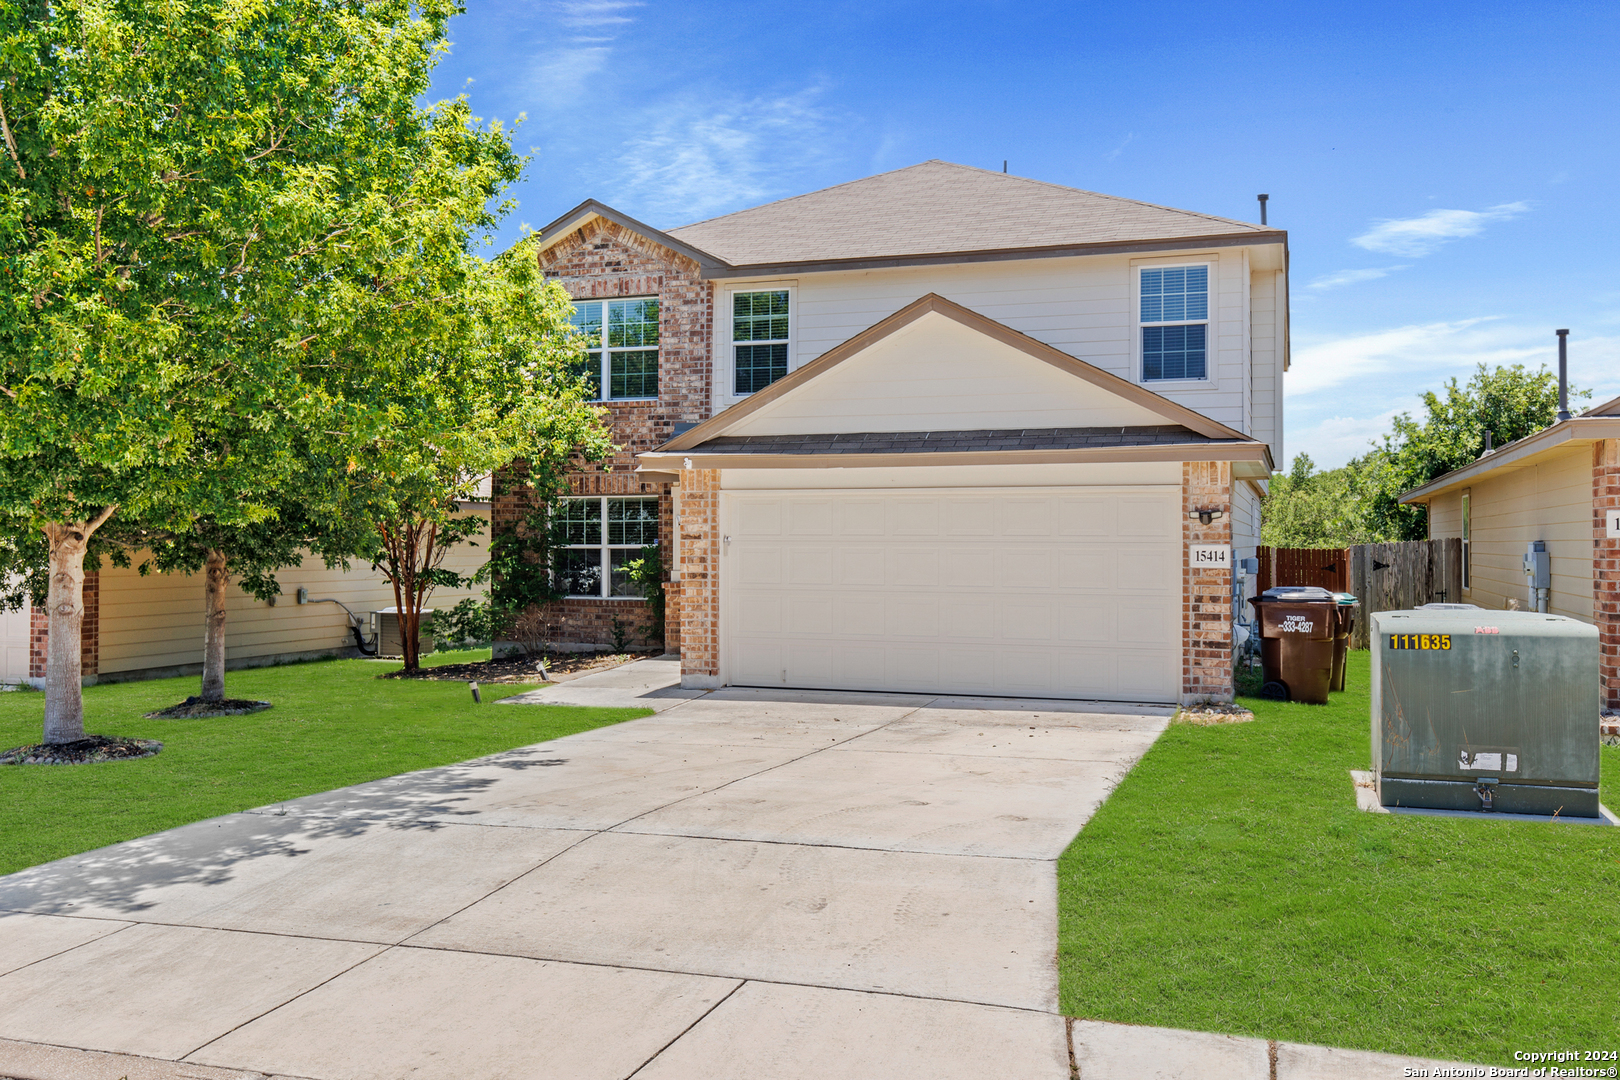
[0,658,1172,1080]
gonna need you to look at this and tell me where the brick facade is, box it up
[1182,461,1234,703]
[676,467,720,686]
[28,570,98,682]
[491,218,715,652]
[1595,439,1620,711]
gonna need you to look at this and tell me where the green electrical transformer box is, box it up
[1371,607,1600,817]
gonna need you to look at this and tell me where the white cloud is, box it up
[527,2,643,103]
[607,88,841,222]
[1307,266,1407,290]
[1286,317,1545,399]
[1352,202,1529,257]
[1104,133,1134,162]
[1286,409,1406,468]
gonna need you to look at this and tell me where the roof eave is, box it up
[695,231,1288,280]
[640,441,1273,473]
[1398,416,1620,504]
[535,199,730,275]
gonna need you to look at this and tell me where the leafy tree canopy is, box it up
[1262,363,1586,546]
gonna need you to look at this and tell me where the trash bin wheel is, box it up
[1260,681,1290,702]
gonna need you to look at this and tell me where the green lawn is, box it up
[1058,649,1620,1065]
[0,651,649,877]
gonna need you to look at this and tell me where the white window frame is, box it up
[1131,257,1217,388]
[717,281,796,408]
[569,297,661,402]
[554,495,660,600]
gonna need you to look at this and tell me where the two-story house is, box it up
[521,161,1288,705]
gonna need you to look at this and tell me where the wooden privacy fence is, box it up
[1258,539,1465,648]
[1347,539,1464,648]
[1256,547,1349,593]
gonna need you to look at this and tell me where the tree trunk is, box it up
[200,548,229,702]
[42,510,115,744]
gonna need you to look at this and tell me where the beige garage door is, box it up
[722,487,1182,702]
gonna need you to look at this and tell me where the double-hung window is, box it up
[1139,265,1209,382]
[553,496,660,598]
[733,290,790,395]
[569,298,660,400]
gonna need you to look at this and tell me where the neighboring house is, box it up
[4,507,492,687]
[514,161,1288,704]
[1399,393,1620,711]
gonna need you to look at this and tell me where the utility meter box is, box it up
[1371,607,1600,817]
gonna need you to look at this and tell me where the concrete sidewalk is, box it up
[0,661,1482,1079]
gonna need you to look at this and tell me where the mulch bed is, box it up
[381,651,647,685]
[144,697,272,719]
[1176,702,1257,726]
[1,735,163,766]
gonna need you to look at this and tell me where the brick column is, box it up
[28,570,98,685]
[678,467,721,688]
[1183,461,1234,704]
[1595,440,1620,711]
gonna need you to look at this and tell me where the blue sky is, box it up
[431,0,1620,469]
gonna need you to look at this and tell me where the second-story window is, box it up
[570,298,660,400]
[733,290,790,395]
[1139,266,1208,382]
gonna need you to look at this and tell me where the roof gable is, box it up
[666,160,1281,271]
[662,294,1251,451]
[534,199,725,274]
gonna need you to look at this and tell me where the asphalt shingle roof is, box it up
[665,161,1272,268]
[686,425,1229,456]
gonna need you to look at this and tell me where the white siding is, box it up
[714,245,1276,436]
[98,507,491,677]
[728,312,1167,436]
[1249,270,1280,462]
[721,462,1183,490]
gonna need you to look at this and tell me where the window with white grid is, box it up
[569,298,660,400]
[732,290,790,395]
[1139,265,1209,382]
[552,497,660,598]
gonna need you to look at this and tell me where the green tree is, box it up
[0,0,516,741]
[334,241,613,673]
[1260,364,1584,547]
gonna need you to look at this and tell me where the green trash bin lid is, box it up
[1332,592,1359,606]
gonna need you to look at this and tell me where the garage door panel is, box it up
[838,501,885,536]
[787,597,834,636]
[836,548,887,586]
[788,547,833,585]
[1059,604,1117,644]
[1118,496,1174,537]
[737,546,783,587]
[1056,496,1117,537]
[887,547,939,587]
[1058,547,1114,590]
[938,597,995,637]
[739,499,785,536]
[998,498,1053,537]
[837,597,886,636]
[1000,549,1053,589]
[1117,547,1172,591]
[889,498,940,535]
[942,547,996,587]
[725,488,1181,703]
[789,645,834,686]
[888,598,939,637]
[941,499,996,536]
[999,598,1054,641]
[789,499,834,536]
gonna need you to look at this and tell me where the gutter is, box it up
[638,441,1274,473]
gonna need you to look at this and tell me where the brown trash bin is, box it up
[1329,593,1359,693]
[1247,586,1338,704]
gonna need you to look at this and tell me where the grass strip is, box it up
[1058,649,1620,1065]
[0,650,648,877]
